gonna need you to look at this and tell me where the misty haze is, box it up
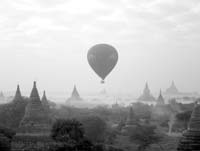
[0,0,200,151]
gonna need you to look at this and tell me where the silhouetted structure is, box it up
[122,107,137,134]
[17,82,51,134]
[12,82,52,150]
[13,85,23,102]
[41,90,50,111]
[156,90,165,106]
[138,82,155,101]
[166,81,179,94]
[0,91,4,98]
[177,100,200,151]
[67,85,82,102]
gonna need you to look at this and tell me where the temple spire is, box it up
[13,84,22,102]
[72,85,80,98]
[138,82,155,101]
[42,91,47,102]
[30,81,40,101]
[177,99,200,150]
[156,89,165,105]
[166,81,179,94]
[188,103,200,131]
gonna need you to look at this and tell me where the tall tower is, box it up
[41,90,50,111]
[18,82,51,134]
[166,81,179,94]
[156,90,165,106]
[13,85,23,102]
[121,107,137,135]
[177,100,200,150]
[138,82,155,101]
[12,82,53,150]
[67,85,82,103]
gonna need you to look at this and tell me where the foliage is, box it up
[51,118,94,151]
[0,97,28,129]
[176,110,192,130]
[81,116,107,143]
[129,124,163,151]
[0,126,15,151]
[51,118,84,143]
[132,103,152,120]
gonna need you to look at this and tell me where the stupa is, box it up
[177,100,200,151]
[17,82,51,134]
[41,90,50,111]
[0,91,5,101]
[138,82,155,101]
[0,91,4,98]
[12,82,52,150]
[156,90,165,106]
[13,85,23,102]
[166,81,179,94]
[122,107,137,134]
[67,85,82,102]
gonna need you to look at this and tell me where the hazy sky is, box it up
[0,0,200,95]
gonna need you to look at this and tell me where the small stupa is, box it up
[67,85,82,102]
[166,81,179,94]
[122,107,137,134]
[12,85,23,102]
[177,100,200,151]
[138,82,155,101]
[0,91,4,98]
[17,81,51,134]
[156,90,165,106]
[41,90,50,110]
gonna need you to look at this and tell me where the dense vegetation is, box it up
[0,98,195,151]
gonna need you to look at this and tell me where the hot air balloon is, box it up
[87,44,118,83]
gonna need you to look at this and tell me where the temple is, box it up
[0,91,4,98]
[166,81,179,94]
[138,82,155,101]
[122,107,137,134]
[13,85,23,102]
[156,90,165,106]
[0,91,5,102]
[17,82,52,134]
[41,90,50,111]
[12,82,52,150]
[177,100,200,151]
[67,85,82,102]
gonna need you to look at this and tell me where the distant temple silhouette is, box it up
[13,85,23,102]
[122,107,137,135]
[41,90,50,111]
[0,91,4,98]
[156,90,165,106]
[177,100,200,150]
[67,85,82,102]
[166,81,179,94]
[138,82,155,101]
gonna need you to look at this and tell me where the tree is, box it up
[81,116,107,143]
[176,110,192,130]
[51,119,93,151]
[0,97,28,129]
[51,119,84,143]
[129,124,163,151]
[0,125,15,151]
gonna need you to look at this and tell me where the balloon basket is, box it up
[101,80,105,84]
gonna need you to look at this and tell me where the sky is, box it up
[0,0,200,96]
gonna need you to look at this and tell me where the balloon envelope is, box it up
[87,44,118,83]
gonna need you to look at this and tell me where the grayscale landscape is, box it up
[0,0,200,151]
